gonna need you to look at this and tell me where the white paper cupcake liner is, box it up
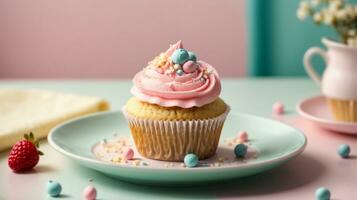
[327,98,357,122]
[122,106,230,161]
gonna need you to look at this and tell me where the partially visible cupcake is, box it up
[123,41,229,161]
[327,98,357,122]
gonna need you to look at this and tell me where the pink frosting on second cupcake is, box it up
[131,41,221,108]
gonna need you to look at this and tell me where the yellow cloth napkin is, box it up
[0,89,110,151]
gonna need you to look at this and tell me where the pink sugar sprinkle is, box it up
[83,186,97,200]
[237,131,248,142]
[123,148,134,160]
[272,102,285,115]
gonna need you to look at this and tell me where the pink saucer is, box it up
[297,95,357,134]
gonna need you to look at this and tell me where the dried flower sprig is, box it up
[297,0,357,47]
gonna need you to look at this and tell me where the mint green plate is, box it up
[48,111,306,185]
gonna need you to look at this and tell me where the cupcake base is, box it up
[123,107,230,161]
[327,98,357,122]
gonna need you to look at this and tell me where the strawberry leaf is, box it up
[29,132,34,140]
[35,141,39,148]
[38,150,44,156]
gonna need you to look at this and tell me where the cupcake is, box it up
[327,98,357,122]
[123,41,229,161]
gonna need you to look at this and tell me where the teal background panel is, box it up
[246,0,345,76]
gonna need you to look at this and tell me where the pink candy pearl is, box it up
[83,186,97,200]
[237,131,248,142]
[273,102,285,114]
[123,148,134,160]
[182,61,196,73]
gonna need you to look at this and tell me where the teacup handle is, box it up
[303,47,328,86]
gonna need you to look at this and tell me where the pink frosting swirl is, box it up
[131,41,221,108]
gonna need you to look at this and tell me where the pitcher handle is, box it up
[303,47,328,86]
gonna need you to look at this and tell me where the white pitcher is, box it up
[304,38,357,122]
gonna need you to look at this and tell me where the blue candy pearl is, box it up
[46,180,62,197]
[184,153,199,168]
[234,144,247,158]
[188,51,197,62]
[171,49,189,64]
[315,187,330,200]
[176,69,184,76]
[338,144,350,158]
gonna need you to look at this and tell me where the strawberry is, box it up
[8,132,43,172]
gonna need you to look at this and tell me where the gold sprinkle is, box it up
[112,156,122,163]
[133,160,140,166]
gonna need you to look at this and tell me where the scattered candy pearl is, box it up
[315,187,330,200]
[188,51,197,62]
[171,49,189,64]
[199,77,205,82]
[337,144,350,158]
[273,102,285,114]
[182,61,196,73]
[237,131,248,142]
[176,69,184,76]
[122,148,134,160]
[234,144,248,158]
[46,180,62,197]
[83,186,97,200]
[184,153,199,168]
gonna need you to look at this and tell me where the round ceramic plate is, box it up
[297,95,357,134]
[48,111,306,185]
